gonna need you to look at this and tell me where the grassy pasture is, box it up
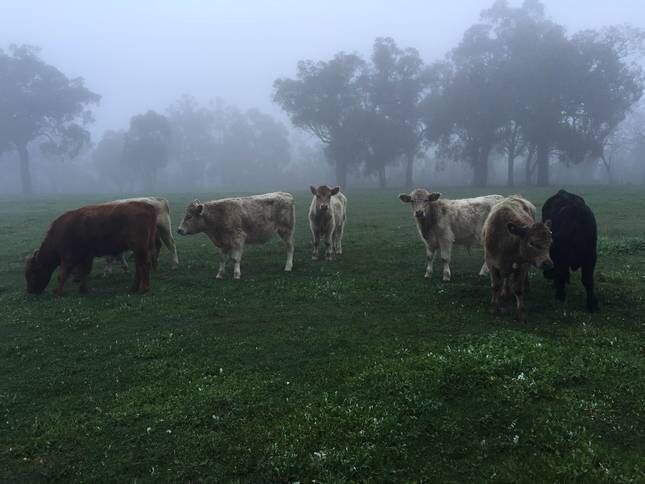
[0,186,643,482]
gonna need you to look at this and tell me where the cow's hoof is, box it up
[311,255,318,261]
[442,276,451,282]
[233,274,241,280]
[284,267,293,272]
[424,273,432,279]
[216,273,224,280]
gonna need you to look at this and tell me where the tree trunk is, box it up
[472,145,490,186]
[405,153,414,189]
[335,160,347,188]
[600,152,613,184]
[378,166,386,189]
[507,147,515,187]
[536,142,549,186]
[524,147,535,186]
[17,143,33,195]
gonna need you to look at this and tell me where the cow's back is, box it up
[209,192,294,245]
[442,194,504,245]
[484,198,534,267]
[49,202,156,257]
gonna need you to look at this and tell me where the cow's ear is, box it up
[399,194,412,203]
[427,192,441,202]
[310,185,317,195]
[196,204,204,215]
[507,222,527,237]
[330,186,340,195]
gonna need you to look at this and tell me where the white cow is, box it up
[308,185,347,260]
[399,189,504,280]
[103,197,178,274]
[177,192,295,280]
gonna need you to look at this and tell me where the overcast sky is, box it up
[3,0,645,137]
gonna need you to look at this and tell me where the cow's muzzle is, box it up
[177,228,185,236]
[415,210,424,219]
[540,259,554,270]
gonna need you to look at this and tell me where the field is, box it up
[1,186,644,482]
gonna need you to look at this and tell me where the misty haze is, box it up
[2,1,644,482]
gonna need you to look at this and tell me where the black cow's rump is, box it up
[542,189,599,312]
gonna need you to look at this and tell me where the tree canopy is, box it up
[0,44,100,193]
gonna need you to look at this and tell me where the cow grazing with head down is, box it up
[309,185,347,260]
[399,189,504,280]
[542,189,598,312]
[25,202,157,296]
[102,196,179,275]
[483,195,553,322]
[177,192,295,280]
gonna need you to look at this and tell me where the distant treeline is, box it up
[1,0,645,194]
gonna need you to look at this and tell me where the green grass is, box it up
[1,186,644,482]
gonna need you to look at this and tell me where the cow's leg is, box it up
[278,228,294,272]
[77,258,93,294]
[311,230,320,260]
[479,261,489,276]
[151,237,162,271]
[582,262,598,312]
[131,250,150,293]
[554,264,568,302]
[216,250,229,279]
[439,242,452,281]
[424,244,435,279]
[489,267,502,314]
[512,269,528,323]
[324,231,334,260]
[334,223,344,255]
[119,252,129,272]
[104,256,114,276]
[231,245,243,280]
[158,225,179,269]
[54,261,72,297]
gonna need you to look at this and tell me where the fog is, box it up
[2,0,645,194]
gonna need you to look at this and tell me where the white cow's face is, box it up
[310,185,340,214]
[177,200,206,235]
[398,188,441,219]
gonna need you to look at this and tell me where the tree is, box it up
[421,27,508,186]
[364,37,430,188]
[167,95,216,189]
[480,1,643,185]
[123,110,172,192]
[93,130,130,191]
[0,44,99,193]
[274,53,367,187]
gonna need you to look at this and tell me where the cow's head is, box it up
[310,185,340,214]
[507,219,554,269]
[25,249,52,294]
[398,188,441,219]
[177,200,206,236]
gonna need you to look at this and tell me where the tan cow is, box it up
[309,185,347,260]
[177,192,295,280]
[483,195,553,322]
[103,197,178,274]
[399,189,504,280]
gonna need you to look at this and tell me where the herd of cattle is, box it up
[24,186,598,322]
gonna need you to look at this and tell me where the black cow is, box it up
[542,190,598,312]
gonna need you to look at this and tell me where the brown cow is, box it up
[483,195,553,322]
[25,202,157,295]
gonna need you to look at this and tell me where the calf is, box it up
[25,202,157,295]
[103,197,178,275]
[309,185,347,260]
[483,195,553,322]
[177,192,295,280]
[542,189,598,312]
[399,189,504,280]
